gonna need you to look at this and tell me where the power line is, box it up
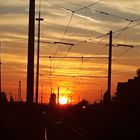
[95,22,140,39]
[74,0,103,12]
[113,22,132,39]
[60,0,83,8]
[45,0,103,64]
[44,56,108,59]
[114,48,132,60]
[114,22,140,34]
[42,0,140,97]
[60,0,135,22]
[51,12,74,59]
[46,0,74,13]
[43,0,140,48]
[94,10,134,22]
[52,45,73,71]
[46,74,107,78]
[61,12,75,42]
[47,0,103,13]
[65,56,85,95]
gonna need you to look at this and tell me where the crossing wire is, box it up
[74,0,103,12]
[96,22,140,39]
[113,47,133,61]
[60,0,135,22]
[45,0,104,61]
[46,0,74,13]
[60,57,84,95]
[43,0,140,93]
[52,12,74,59]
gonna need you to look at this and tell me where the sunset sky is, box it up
[0,0,140,103]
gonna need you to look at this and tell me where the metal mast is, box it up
[107,31,112,103]
[26,0,35,103]
[18,81,21,102]
[35,0,43,103]
[0,42,2,93]
[57,87,60,104]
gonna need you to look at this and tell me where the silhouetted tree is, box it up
[0,92,8,104]
[136,68,140,77]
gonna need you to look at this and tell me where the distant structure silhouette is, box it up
[0,92,7,104]
[18,81,22,102]
[57,87,60,104]
[77,99,89,107]
[49,93,56,106]
[136,68,140,77]
[116,76,140,103]
[103,91,111,104]
[10,95,14,102]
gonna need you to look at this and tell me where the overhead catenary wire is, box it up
[43,56,108,59]
[46,0,74,13]
[51,45,73,74]
[95,21,140,40]
[61,13,75,42]
[46,0,103,13]
[62,57,85,95]
[113,22,132,39]
[45,0,137,45]
[67,56,85,95]
[44,10,75,74]
[113,47,133,61]
[74,0,103,12]
[51,12,75,59]
[43,0,140,47]
[46,74,107,78]
[60,0,135,22]
[60,0,83,8]
[71,56,84,92]
[42,0,140,97]
[45,0,104,64]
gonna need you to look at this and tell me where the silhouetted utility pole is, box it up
[35,0,43,103]
[57,87,60,104]
[0,42,2,93]
[41,84,43,103]
[100,86,103,101]
[26,0,35,103]
[107,31,112,103]
[18,81,21,102]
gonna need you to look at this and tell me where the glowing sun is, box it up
[59,97,68,105]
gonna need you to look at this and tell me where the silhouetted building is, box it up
[103,91,111,104]
[49,93,56,106]
[0,92,8,104]
[116,76,140,102]
[10,95,14,102]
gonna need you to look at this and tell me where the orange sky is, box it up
[1,0,140,103]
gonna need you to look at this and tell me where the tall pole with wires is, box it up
[35,0,43,103]
[18,81,22,102]
[107,31,112,103]
[26,0,35,103]
[41,84,43,103]
[0,42,2,93]
[57,87,60,104]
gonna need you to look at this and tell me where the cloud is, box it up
[0,5,27,14]
[0,0,140,101]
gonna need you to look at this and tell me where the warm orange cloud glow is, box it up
[1,0,140,103]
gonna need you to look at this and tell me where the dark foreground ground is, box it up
[0,100,140,140]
